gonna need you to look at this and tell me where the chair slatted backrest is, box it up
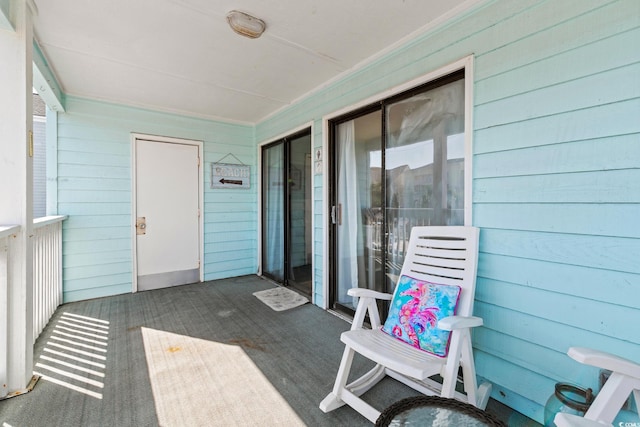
[397,226,480,318]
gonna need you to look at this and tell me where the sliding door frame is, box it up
[321,55,475,311]
[257,123,315,300]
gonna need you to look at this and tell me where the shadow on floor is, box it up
[0,275,539,426]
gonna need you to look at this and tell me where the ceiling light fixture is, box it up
[226,10,265,39]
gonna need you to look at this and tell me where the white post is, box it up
[0,0,38,396]
[46,108,58,216]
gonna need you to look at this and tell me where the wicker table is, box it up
[375,396,506,427]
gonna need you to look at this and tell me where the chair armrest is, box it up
[568,347,640,380]
[554,413,612,427]
[347,288,391,330]
[347,288,392,301]
[438,316,483,331]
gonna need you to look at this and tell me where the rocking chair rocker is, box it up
[320,226,492,423]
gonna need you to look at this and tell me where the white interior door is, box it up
[135,139,200,291]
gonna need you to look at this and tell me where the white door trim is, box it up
[131,133,204,293]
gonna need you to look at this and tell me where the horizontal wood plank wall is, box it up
[471,0,640,418]
[308,120,324,306]
[57,97,255,303]
[255,0,640,421]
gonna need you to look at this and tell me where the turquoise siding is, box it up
[312,120,324,306]
[473,0,640,418]
[52,0,639,421]
[57,96,256,302]
[254,0,640,422]
[0,0,11,30]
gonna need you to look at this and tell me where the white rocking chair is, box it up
[554,347,640,427]
[320,226,492,423]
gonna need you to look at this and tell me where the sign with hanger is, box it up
[211,163,250,189]
[211,153,251,189]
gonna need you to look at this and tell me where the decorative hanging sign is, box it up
[211,153,250,189]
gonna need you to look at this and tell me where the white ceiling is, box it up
[33,0,481,124]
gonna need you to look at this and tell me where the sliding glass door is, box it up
[330,70,466,314]
[333,110,384,311]
[262,129,312,296]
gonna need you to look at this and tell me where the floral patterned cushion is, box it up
[381,275,461,357]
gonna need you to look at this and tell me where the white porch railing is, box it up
[32,215,67,342]
[1,215,66,398]
[1,224,20,398]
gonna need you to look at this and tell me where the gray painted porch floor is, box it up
[0,275,536,426]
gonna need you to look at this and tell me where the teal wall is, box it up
[255,0,640,422]
[52,0,639,421]
[56,96,256,302]
[0,0,12,30]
